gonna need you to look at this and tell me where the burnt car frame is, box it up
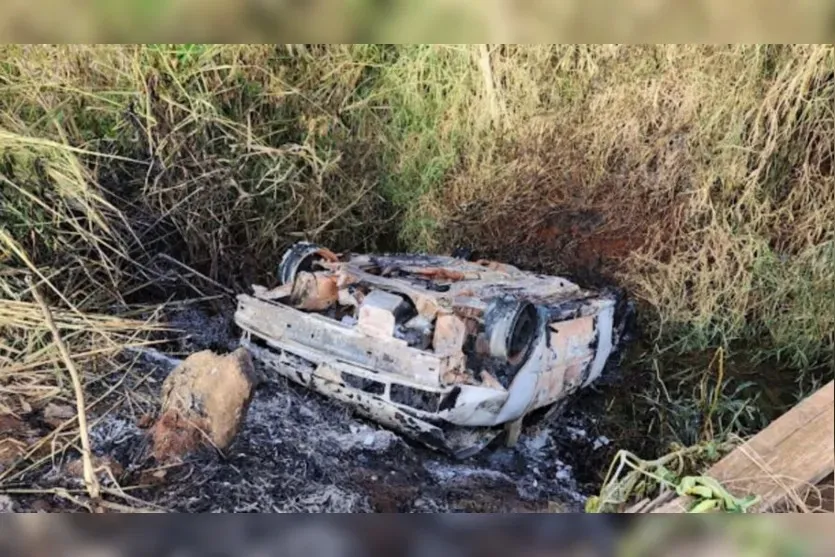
[235,243,630,457]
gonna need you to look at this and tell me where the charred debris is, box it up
[235,243,634,458]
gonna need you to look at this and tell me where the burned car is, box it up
[235,243,631,457]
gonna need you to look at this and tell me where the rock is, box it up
[331,425,398,452]
[151,348,258,462]
[65,455,124,483]
[0,415,29,470]
[0,495,14,513]
[43,403,76,427]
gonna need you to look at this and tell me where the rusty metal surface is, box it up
[234,243,630,456]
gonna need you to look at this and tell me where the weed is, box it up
[0,46,833,501]
[1,46,832,372]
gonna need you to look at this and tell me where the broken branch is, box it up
[27,275,101,503]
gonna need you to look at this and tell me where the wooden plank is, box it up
[655,380,834,513]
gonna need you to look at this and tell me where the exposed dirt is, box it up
[441,137,669,289]
[1,303,624,513]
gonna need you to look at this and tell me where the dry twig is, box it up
[26,275,101,503]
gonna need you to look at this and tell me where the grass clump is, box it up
[411,45,835,371]
[0,44,832,416]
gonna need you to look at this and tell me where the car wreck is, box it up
[235,243,631,458]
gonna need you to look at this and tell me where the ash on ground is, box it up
[9,305,620,513]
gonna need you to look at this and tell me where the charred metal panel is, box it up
[236,295,445,386]
[235,242,629,456]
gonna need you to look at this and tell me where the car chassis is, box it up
[235,243,630,458]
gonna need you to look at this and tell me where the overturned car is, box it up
[235,243,631,457]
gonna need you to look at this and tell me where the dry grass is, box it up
[0,43,831,381]
[0,296,163,492]
[418,45,835,369]
[0,46,833,502]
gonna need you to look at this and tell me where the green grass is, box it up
[1,44,833,375]
[0,44,833,513]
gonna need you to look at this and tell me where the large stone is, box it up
[151,348,258,462]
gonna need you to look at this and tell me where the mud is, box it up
[2,303,623,513]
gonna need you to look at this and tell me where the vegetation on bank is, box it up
[0,47,831,498]
[2,45,832,367]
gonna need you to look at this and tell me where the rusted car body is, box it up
[235,243,630,457]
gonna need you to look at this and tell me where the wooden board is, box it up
[655,380,834,513]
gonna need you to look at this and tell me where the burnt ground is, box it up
[137,377,592,513]
[1,300,630,514]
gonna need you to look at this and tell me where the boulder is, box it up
[151,348,258,462]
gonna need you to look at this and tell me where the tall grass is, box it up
[1,44,833,381]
